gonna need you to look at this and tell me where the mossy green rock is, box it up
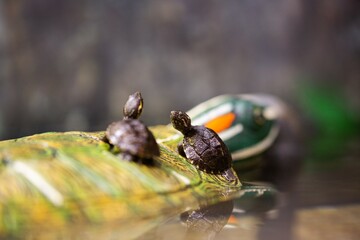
[0,125,242,239]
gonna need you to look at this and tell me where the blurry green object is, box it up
[0,127,275,239]
[297,81,360,159]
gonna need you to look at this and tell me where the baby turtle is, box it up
[106,92,160,164]
[170,111,237,182]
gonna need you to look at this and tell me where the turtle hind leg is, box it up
[222,169,239,184]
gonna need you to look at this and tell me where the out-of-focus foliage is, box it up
[298,81,359,137]
[297,80,360,160]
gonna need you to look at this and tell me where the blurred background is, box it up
[0,0,359,239]
[0,0,359,139]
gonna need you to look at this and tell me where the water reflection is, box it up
[180,200,234,240]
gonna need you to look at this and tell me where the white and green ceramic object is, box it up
[186,94,286,171]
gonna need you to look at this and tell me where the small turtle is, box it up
[106,92,160,164]
[170,111,237,182]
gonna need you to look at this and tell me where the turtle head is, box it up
[123,92,143,119]
[170,111,192,134]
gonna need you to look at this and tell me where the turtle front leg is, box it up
[120,152,154,166]
[120,152,136,162]
[177,143,186,158]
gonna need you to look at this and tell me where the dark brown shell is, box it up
[182,126,232,173]
[106,119,160,159]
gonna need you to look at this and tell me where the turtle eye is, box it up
[253,107,266,126]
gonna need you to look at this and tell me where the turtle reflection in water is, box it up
[170,111,238,183]
[106,92,160,165]
[180,200,234,239]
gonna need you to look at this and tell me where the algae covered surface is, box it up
[0,126,241,239]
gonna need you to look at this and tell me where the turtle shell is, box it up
[106,119,160,159]
[182,126,232,174]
